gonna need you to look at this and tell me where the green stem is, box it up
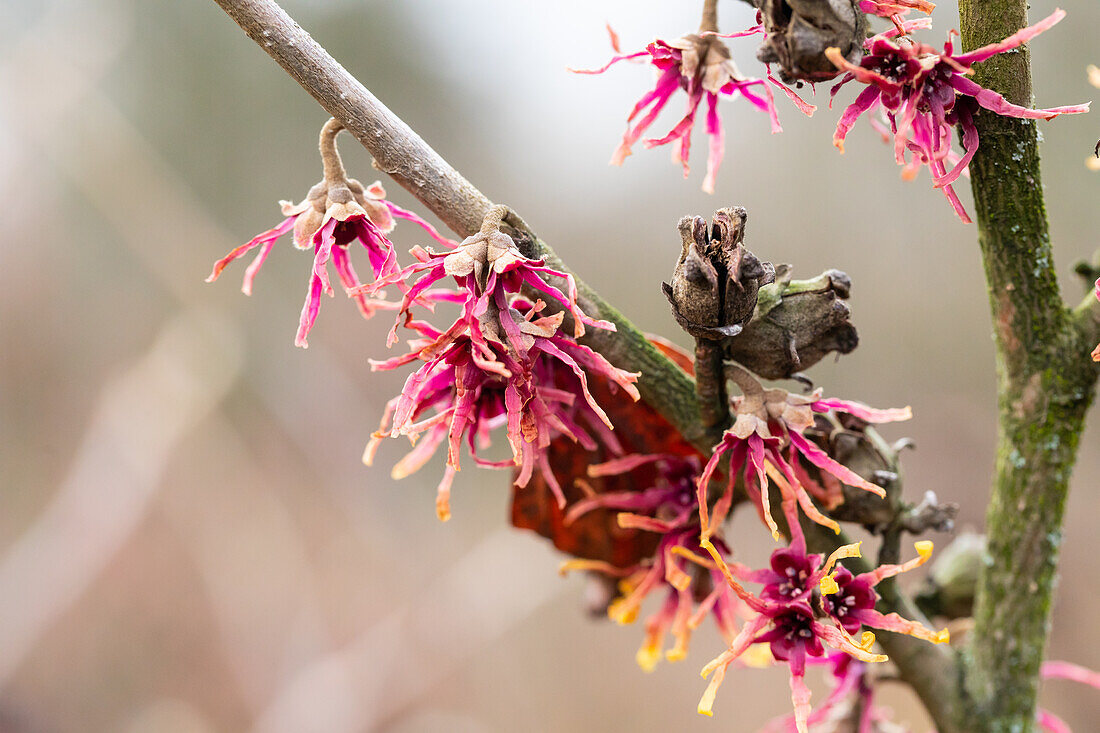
[958,2,1100,730]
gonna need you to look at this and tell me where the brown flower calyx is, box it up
[444,205,525,292]
[726,362,816,439]
[281,118,394,248]
[447,205,565,352]
[670,33,745,94]
[753,0,866,83]
[663,207,774,341]
[726,265,858,381]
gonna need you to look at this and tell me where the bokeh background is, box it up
[2,0,1098,731]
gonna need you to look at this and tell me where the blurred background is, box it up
[1,0,1098,731]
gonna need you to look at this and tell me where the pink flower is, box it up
[207,177,401,347]
[561,454,743,670]
[564,529,744,671]
[563,457,743,669]
[695,511,946,732]
[827,9,1089,222]
[206,119,453,347]
[572,23,813,193]
[363,207,639,520]
[696,588,884,732]
[564,453,703,534]
[697,364,911,539]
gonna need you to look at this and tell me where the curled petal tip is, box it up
[608,601,638,625]
[636,647,661,672]
[915,540,934,559]
[935,628,951,644]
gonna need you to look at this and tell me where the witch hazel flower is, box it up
[365,323,633,520]
[696,555,887,730]
[564,529,744,672]
[695,501,947,732]
[571,11,813,193]
[363,206,639,519]
[826,9,1089,223]
[206,118,452,347]
[697,363,911,540]
[564,453,705,535]
[560,453,742,670]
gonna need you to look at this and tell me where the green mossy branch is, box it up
[958,2,1100,730]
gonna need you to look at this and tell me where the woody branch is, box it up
[958,1,1100,730]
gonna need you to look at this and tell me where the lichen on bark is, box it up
[958,1,1100,729]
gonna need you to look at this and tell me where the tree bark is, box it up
[958,2,1100,729]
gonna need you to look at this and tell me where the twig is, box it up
[694,339,730,433]
[700,0,720,34]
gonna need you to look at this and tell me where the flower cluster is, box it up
[572,18,813,193]
[697,363,911,539]
[576,5,1088,219]
[212,124,641,522]
[206,119,453,346]
[695,500,947,732]
[362,206,639,520]
[827,10,1089,222]
[559,452,743,670]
